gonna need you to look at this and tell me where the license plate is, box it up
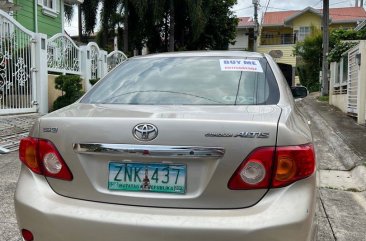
[108,162,186,194]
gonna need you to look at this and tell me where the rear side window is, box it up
[81,57,279,105]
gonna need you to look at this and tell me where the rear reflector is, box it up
[19,138,73,181]
[228,144,315,190]
[21,229,34,241]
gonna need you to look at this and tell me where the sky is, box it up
[65,0,362,36]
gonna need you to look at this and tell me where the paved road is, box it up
[0,152,21,241]
[1,96,366,241]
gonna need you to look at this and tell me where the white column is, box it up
[80,45,92,91]
[329,62,336,105]
[99,50,108,78]
[34,33,48,114]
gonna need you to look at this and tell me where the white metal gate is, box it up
[347,47,359,115]
[0,10,37,115]
[47,33,82,75]
[107,50,127,71]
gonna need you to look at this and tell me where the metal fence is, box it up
[47,33,82,75]
[0,9,37,114]
[47,36,126,89]
[260,33,296,45]
[0,10,128,115]
[347,47,359,115]
[107,50,127,71]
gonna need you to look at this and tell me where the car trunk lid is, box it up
[40,104,281,209]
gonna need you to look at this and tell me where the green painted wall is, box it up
[14,0,34,32]
[14,0,62,37]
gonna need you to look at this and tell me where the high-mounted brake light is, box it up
[19,138,73,181]
[228,144,315,190]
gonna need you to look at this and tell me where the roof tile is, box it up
[238,17,255,27]
[262,7,366,25]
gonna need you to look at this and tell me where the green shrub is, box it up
[89,78,100,86]
[53,75,85,110]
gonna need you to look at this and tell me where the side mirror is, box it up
[291,86,308,99]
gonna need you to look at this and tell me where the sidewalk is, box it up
[0,114,40,154]
[297,93,366,241]
[301,93,366,164]
[298,93,366,191]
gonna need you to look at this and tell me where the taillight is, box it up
[272,144,315,188]
[228,144,315,190]
[19,138,73,181]
[228,147,275,190]
[19,137,41,174]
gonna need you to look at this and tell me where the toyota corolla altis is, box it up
[15,51,317,241]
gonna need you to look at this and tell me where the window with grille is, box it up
[298,27,311,42]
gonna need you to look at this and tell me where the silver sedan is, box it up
[15,51,317,241]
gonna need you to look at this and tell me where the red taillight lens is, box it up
[19,138,73,181]
[19,138,41,174]
[272,144,315,188]
[228,147,275,190]
[38,139,73,180]
[228,144,316,190]
[21,229,34,241]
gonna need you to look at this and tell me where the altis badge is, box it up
[205,132,269,138]
[43,128,58,133]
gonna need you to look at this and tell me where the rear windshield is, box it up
[81,56,280,105]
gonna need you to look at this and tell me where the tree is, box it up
[189,0,238,50]
[293,27,323,92]
[96,0,238,54]
[64,4,74,24]
[328,28,366,62]
[293,27,366,92]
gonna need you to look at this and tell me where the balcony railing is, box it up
[260,34,297,46]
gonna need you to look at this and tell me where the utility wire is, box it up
[312,0,323,7]
[330,0,351,6]
[232,6,252,12]
[261,0,271,26]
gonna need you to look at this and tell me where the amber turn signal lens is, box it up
[19,138,41,174]
[275,156,296,181]
[272,144,315,188]
[19,137,73,181]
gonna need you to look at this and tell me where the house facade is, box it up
[328,20,366,124]
[229,17,255,51]
[257,6,366,85]
[1,0,82,36]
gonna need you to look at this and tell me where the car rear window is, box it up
[81,56,280,105]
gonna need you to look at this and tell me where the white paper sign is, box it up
[219,59,264,72]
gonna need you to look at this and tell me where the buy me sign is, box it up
[219,59,264,72]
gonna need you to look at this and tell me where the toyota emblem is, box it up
[133,124,158,141]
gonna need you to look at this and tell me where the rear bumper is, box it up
[15,167,317,241]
